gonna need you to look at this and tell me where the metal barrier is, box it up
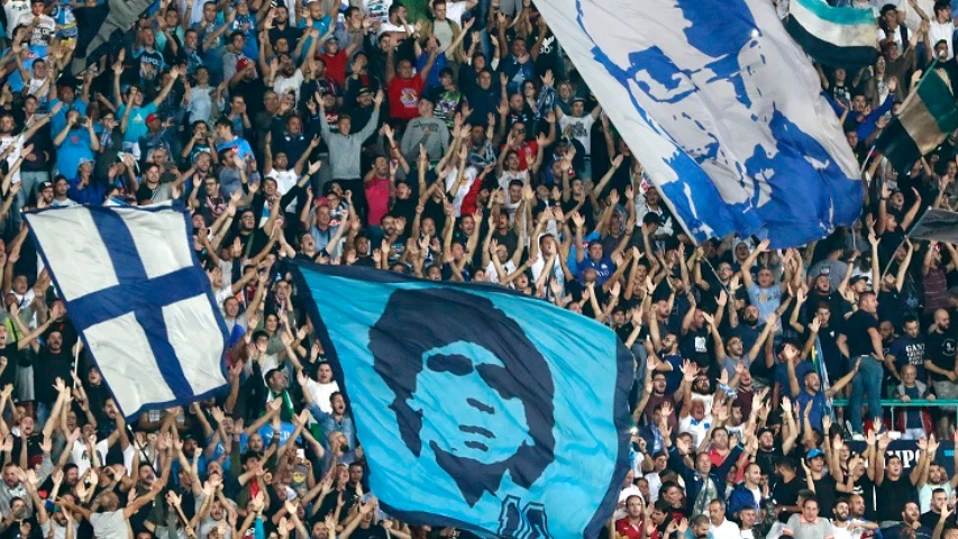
[831,399,958,429]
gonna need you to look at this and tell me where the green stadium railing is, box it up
[830,399,958,429]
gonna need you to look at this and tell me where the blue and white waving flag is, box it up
[25,203,229,418]
[538,0,864,248]
[293,263,632,539]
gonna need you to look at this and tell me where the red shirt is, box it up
[615,517,648,539]
[388,76,425,121]
[365,175,391,226]
[321,50,349,87]
[516,140,538,170]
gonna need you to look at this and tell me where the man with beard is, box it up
[832,498,865,539]
[919,457,958,513]
[715,311,775,380]
[648,315,685,395]
[887,315,927,383]
[35,489,80,539]
[883,502,933,539]
[791,357,860,432]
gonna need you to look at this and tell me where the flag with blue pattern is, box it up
[537,0,864,248]
[293,263,632,539]
[25,203,230,418]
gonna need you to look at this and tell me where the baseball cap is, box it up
[849,275,868,286]
[78,157,93,166]
[146,113,160,124]
[39,180,53,190]
[236,57,252,71]
[806,448,825,461]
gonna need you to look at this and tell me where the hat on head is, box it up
[146,113,160,124]
[78,157,93,166]
[236,57,252,71]
[806,448,825,461]
[39,180,53,190]
[849,275,868,286]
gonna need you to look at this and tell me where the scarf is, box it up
[693,474,718,519]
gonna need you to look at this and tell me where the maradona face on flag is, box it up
[25,204,229,419]
[294,264,632,539]
[537,0,864,248]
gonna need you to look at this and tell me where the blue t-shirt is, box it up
[49,97,88,135]
[5,45,47,93]
[796,390,827,431]
[117,102,157,144]
[216,136,253,161]
[55,129,94,178]
[747,282,782,321]
[67,178,106,205]
[663,353,684,395]
[775,360,815,396]
[889,335,927,380]
[578,256,615,285]
[296,15,332,61]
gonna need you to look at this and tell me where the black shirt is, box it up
[876,476,918,520]
[35,348,73,404]
[926,329,957,382]
[843,310,879,358]
[919,511,955,530]
[0,343,20,389]
[812,474,837,518]
[773,475,802,523]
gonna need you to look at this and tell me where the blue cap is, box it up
[806,448,824,461]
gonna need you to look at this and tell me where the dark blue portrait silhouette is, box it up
[368,288,556,506]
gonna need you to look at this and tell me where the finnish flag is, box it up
[24,203,230,418]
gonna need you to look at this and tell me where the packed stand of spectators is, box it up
[5,0,958,537]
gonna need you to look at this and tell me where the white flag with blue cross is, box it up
[24,203,230,418]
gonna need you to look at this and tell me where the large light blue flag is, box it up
[538,0,864,248]
[294,263,633,539]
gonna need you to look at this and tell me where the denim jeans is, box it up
[850,355,883,432]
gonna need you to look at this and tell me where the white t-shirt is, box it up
[306,379,340,414]
[711,519,741,539]
[14,14,54,46]
[71,439,135,477]
[41,519,79,539]
[274,69,305,107]
[444,1,468,25]
[559,114,596,155]
[443,165,477,216]
[89,511,129,539]
[4,0,29,35]
[498,169,528,191]
[485,259,517,284]
[929,20,955,59]
[878,25,905,48]
[268,168,299,213]
[0,134,23,185]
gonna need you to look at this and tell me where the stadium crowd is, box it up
[0,0,956,537]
